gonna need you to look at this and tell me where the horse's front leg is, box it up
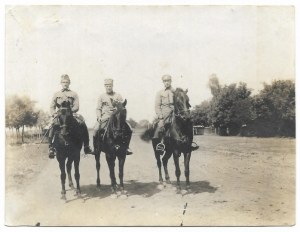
[173,150,181,193]
[162,151,173,185]
[106,153,117,195]
[58,155,67,200]
[152,140,163,184]
[66,157,74,189]
[95,152,101,190]
[184,152,191,191]
[74,151,81,197]
[118,154,127,196]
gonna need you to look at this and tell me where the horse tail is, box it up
[140,127,154,142]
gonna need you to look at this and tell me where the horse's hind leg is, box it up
[184,152,191,191]
[95,153,101,190]
[74,152,81,197]
[58,158,67,200]
[66,157,74,189]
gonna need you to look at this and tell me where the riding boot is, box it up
[81,123,94,155]
[48,128,55,159]
[124,124,133,155]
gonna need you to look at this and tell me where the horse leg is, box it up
[95,153,101,190]
[162,151,173,185]
[106,153,117,195]
[152,140,163,184]
[74,152,81,197]
[173,151,181,193]
[184,152,192,191]
[58,157,67,200]
[66,157,74,189]
[118,155,126,195]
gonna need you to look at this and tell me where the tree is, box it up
[127,118,138,129]
[190,100,211,127]
[138,119,150,129]
[5,95,39,142]
[209,80,254,135]
[36,110,51,130]
[253,80,295,137]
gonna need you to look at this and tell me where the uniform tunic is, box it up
[96,92,123,122]
[155,87,175,119]
[50,89,79,116]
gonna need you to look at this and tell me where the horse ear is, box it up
[185,89,188,94]
[123,99,127,107]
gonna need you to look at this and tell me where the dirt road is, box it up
[5,133,295,226]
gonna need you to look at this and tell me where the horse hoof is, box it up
[181,189,188,196]
[176,187,182,194]
[61,195,66,201]
[110,194,118,199]
[116,191,122,196]
[69,184,74,189]
[97,186,101,191]
[120,194,128,200]
[157,184,164,190]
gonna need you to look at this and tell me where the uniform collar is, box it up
[165,86,173,91]
[106,91,115,96]
[62,88,70,92]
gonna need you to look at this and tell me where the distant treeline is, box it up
[5,95,51,143]
[191,74,295,137]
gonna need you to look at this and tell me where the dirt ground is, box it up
[5,132,295,226]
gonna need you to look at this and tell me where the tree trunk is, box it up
[22,125,25,143]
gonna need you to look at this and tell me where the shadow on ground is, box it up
[79,180,217,202]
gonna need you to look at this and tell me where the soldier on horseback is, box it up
[153,74,199,152]
[93,78,133,155]
[48,74,94,158]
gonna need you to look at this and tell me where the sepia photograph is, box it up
[3,2,296,228]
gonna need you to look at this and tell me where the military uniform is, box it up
[95,92,123,124]
[93,79,132,155]
[49,75,92,158]
[153,87,175,138]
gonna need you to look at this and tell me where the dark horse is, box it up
[94,99,129,197]
[52,101,83,200]
[141,88,194,193]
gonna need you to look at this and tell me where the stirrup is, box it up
[191,142,199,151]
[156,142,165,152]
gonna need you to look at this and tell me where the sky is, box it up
[5,5,295,128]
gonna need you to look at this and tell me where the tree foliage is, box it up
[6,95,40,142]
[191,76,295,137]
[252,80,295,137]
[127,118,138,129]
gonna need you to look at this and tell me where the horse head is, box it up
[58,101,73,139]
[110,99,127,140]
[173,88,191,121]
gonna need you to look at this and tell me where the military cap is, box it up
[161,74,172,81]
[104,79,113,85]
[61,74,70,82]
